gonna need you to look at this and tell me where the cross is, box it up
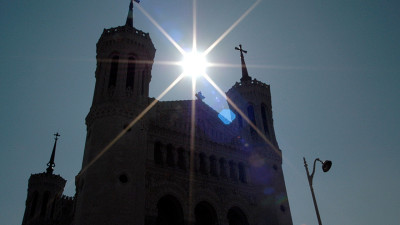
[235,44,247,58]
[195,91,205,101]
[235,44,252,82]
[54,132,60,141]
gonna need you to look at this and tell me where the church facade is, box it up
[22,1,293,225]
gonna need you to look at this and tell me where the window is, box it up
[126,57,135,89]
[109,56,119,88]
[154,142,163,165]
[261,104,270,136]
[195,201,218,225]
[30,191,39,218]
[238,163,247,183]
[247,104,256,135]
[166,144,175,167]
[40,191,50,217]
[219,158,227,177]
[156,195,184,225]
[199,153,208,175]
[227,207,249,225]
[229,161,237,181]
[141,69,146,95]
[209,156,217,176]
[177,148,186,170]
[237,113,243,128]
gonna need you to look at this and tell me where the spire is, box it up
[235,44,252,82]
[46,132,60,174]
[125,0,134,27]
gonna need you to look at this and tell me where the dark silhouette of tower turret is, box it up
[228,45,279,148]
[226,45,292,225]
[22,133,68,225]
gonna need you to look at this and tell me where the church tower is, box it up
[226,45,292,225]
[73,1,155,224]
[227,44,279,148]
[22,133,67,225]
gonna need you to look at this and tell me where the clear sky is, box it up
[0,0,399,224]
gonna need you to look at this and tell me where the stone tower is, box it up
[227,44,279,147]
[225,44,292,225]
[73,1,156,224]
[22,133,68,225]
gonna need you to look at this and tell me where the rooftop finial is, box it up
[125,0,140,27]
[46,132,60,174]
[195,91,205,101]
[235,44,252,82]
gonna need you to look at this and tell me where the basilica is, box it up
[22,1,293,225]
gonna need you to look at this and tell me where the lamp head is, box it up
[322,160,332,172]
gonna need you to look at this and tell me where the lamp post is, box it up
[303,157,332,225]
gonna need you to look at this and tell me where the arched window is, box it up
[199,153,208,175]
[30,191,39,218]
[109,55,119,88]
[229,161,237,181]
[237,113,243,128]
[50,198,56,219]
[247,104,256,135]
[156,195,184,225]
[40,191,50,217]
[227,207,249,225]
[238,163,247,183]
[154,142,163,165]
[177,148,186,170]
[261,104,270,137]
[195,201,218,225]
[219,158,227,177]
[141,69,146,95]
[166,144,175,167]
[126,56,135,89]
[209,156,217,176]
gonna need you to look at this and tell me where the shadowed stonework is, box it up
[21,1,293,225]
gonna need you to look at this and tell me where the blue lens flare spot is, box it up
[263,187,275,195]
[218,109,236,125]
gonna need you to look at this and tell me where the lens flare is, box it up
[181,51,208,78]
[218,109,236,125]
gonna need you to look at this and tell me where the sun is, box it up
[180,51,208,78]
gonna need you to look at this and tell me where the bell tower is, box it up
[22,133,66,225]
[227,44,279,148]
[226,45,293,225]
[74,1,155,225]
[91,0,155,108]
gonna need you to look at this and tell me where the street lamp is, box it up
[303,157,332,225]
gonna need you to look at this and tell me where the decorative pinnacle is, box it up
[125,0,134,27]
[125,0,140,27]
[46,132,60,174]
[235,44,252,82]
[195,91,205,101]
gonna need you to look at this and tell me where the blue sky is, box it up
[0,0,399,224]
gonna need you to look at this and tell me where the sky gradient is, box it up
[0,0,399,224]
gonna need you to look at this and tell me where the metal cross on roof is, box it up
[235,44,251,82]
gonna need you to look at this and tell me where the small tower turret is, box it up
[227,45,293,225]
[228,45,279,148]
[22,133,67,225]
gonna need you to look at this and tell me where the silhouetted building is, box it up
[22,1,293,225]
